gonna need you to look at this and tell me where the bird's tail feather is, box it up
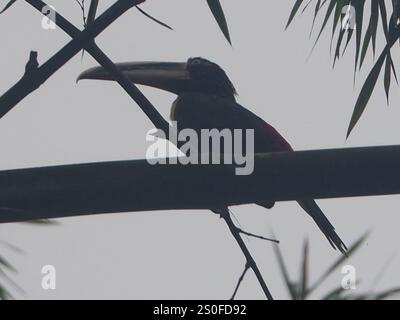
[298,200,347,255]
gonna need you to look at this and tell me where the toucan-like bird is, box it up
[78,57,347,254]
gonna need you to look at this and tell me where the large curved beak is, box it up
[77,62,191,94]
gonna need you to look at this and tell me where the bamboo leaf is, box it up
[333,27,345,67]
[321,286,346,300]
[359,1,379,68]
[347,51,386,138]
[286,0,305,29]
[310,0,323,36]
[206,0,231,45]
[353,0,366,77]
[378,0,390,43]
[302,0,313,14]
[308,232,368,294]
[273,241,297,299]
[377,1,397,85]
[0,0,17,14]
[0,255,15,272]
[384,54,391,103]
[0,286,12,300]
[374,287,400,300]
[331,0,346,47]
[311,0,337,52]
[342,28,354,55]
[299,240,309,299]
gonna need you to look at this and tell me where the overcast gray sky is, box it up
[1,1,400,299]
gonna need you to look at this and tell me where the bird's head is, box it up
[77,57,237,100]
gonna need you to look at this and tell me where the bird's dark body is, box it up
[78,56,347,254]
[172,92,346,254]
[172,92,293,153]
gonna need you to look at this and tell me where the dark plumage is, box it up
[78,57,347,254]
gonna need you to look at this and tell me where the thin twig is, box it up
[25,0,169,133]
[221,209,274,300]
[136,6,173,30]
[75,0,87,27]
[237,228,280,244]
[229,210,279,243]
[230,263,249,300]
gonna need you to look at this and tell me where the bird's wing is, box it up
[174,93,293,153]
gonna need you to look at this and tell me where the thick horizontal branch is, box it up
[0,145,399,223]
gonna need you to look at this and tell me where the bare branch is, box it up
[221,209,273,300]
[25,0,169,132]
[0,0,145,120]
[237,228,279,244]
[136,6,173,30]
[230,263,250,300]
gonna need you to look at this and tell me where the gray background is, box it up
[0,1,399,299]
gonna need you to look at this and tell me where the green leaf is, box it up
[299,240,309,299]
[374,287,400,300]
[0,0,17,14]
[308,232,369,295]
[309,0,323,36]
[311,0,337,52]
[321,286,347,300]
[331,0,346,50]
[0,255,15,272]
[301,0,313,15]
[286,0,305,30]
[384,54,391,103]
[206,0,231,45]
[0,240,23,254]
[347,49,387,137]
[333,28,345,67]
[359,1,379,68]
[273,241,297,299]
[342,28,354,56]
[353,0,366,76]
[0,285,12,300]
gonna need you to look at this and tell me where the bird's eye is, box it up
[191,59,201,65]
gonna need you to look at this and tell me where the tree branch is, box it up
[221,210,273,300]
[0,145,399,224]
[0,0,145,120]
[230,263,249,300]
[236,227,279,244]
[25,0,169,132]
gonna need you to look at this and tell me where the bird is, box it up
[77,57,347,254]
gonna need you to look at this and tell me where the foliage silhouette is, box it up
[275,233,400,300]
[287,0,400,137]
[0,0,397,300]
